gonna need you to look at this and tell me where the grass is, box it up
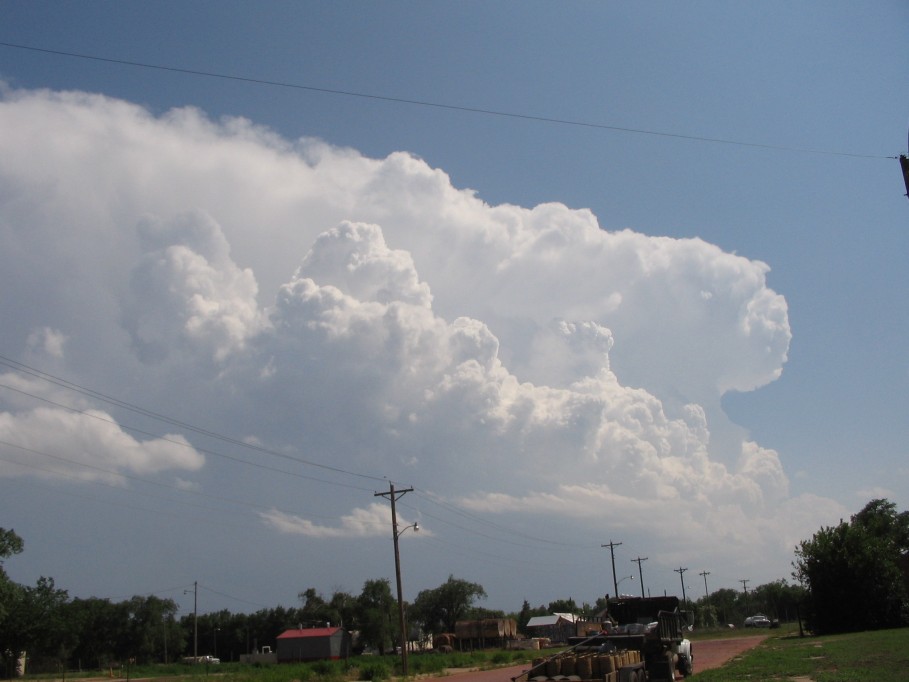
[691,627,909,681]
[27,649,538,682]
[689,621,801,641]
[25,630,909,682]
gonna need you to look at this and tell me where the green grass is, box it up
[689,621,801,641]
[25,650,539,682]
[27,631,909,682]
[691,627,909,682]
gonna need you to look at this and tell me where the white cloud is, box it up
[26,327,67,359]
[259,502,425,539]
[0,86,823,596]
[0,406,205,483]
[124,211,266,364]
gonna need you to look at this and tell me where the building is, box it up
[276,627,351,663]
[524,613,579,643]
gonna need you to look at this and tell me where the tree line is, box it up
[2,498,906,673]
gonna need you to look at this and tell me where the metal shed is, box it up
[276,627,351,663]
[525,613,578,643]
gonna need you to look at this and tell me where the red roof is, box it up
[277,627,343,639]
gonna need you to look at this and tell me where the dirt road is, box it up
[691,634,769,673]
[424,634,769,682]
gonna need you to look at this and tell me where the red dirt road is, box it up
[423,635,769,682]
[691,634,769,673]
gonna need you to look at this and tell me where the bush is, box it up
[357,660,391,681]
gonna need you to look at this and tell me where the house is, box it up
[524,613,579,643]
[276,627,351,662]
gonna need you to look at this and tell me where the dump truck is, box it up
[515,596,692,682]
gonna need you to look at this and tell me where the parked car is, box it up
[744,614,771,628]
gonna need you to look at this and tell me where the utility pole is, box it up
[674,567,688,605]
[699,570,711,601]
[375,483,414,677]
[739,579,749,595]
[184,581,198,662]
[631,557,648,598]
[601,540,622,599]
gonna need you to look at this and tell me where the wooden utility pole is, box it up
[631,557,648,598]
[376,483,414,676]
[601,540,622,598]
[674,567,688,605]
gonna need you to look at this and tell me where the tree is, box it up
[793,498,909,634]
[410,575,486,635]
[328,590,358,629]
[0,576,70,672]
[298,588,330,626]
[0,528,24,626]
[357,579,396,654]
[0,528,23,564]
[547,598,579,614]
[750,579,804,623]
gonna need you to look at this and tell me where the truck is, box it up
[515,596,692,682]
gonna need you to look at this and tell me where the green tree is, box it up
[299,587,330,625]
[328,590,359,629]
[410,575,486,635]
[357,579,396,654]
[750,579,804,623]
[119,596,180,663]
[0,528,23,564]
[65,597,123,667]
[793,498,909,634]
[547,598,578,614]
[0,576,70,671]
[0,528,24,627]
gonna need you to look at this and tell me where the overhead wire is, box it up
[0,41,896,161]
[0,378,375,493]
[0,353,384,487]
[0,436,355,523]
[0,356,585,553]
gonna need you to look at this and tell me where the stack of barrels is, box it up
[528,649,642,682]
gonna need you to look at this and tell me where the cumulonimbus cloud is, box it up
[0,86,833,584]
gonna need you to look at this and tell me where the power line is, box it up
[0,354,385,485]
[0,355,590,554]
[0,41,895,161]
[0,438,354,524]
[410,489,590,549]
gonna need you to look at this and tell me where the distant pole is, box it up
[376,483,414,677]
[631,557,648,598]
[699,571,711,600]
[674,567,688,605]
[184,582,198,662]
[739,579,749,596]
[601,540,622,598]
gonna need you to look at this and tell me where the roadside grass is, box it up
[24,649,538,682]
[691,627,909,681]
[26,629,909,682]
[689,621,801,641]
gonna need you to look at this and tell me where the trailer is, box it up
[514,597,692,682]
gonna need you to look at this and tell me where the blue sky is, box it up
[0,1,907,618]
